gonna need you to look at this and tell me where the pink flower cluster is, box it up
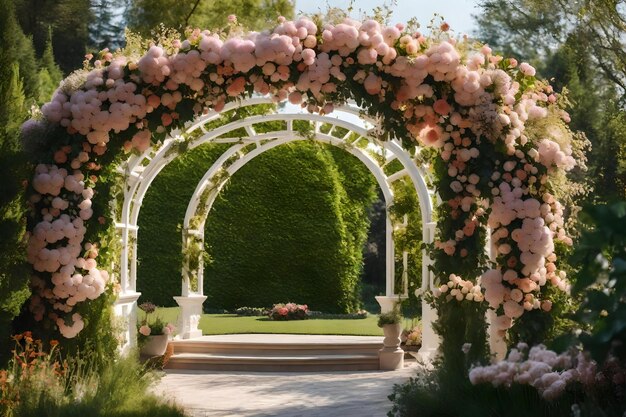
[27,164,108,337]
[269,302,308,320]
[469,343,597,401]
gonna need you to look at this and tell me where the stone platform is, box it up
[166,334,384,372]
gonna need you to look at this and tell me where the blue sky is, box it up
[295,0,481,35]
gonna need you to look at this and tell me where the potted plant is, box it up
[377,309,403,347]
[401,324,422,359]
[137,302,176,357]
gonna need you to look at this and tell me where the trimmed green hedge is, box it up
[137,139,377,312]
[137,143,231,306]
[203,141,376,313]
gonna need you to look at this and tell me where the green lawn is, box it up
[147,307,384,336]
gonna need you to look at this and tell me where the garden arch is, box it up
[115,97,439,359]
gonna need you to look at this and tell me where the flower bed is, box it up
[268,303,308,321]
[234,306,267,316]
[307,310,368,319]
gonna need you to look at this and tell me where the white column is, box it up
[118,224,129,291]
[129,227,138,291]
[114,290,141,356]
[385,206,395,297]
[418,221,439,362]
[417,299,440,362]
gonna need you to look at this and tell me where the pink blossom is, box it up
[139,325,151,336]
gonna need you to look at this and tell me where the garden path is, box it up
[156,364,416,417]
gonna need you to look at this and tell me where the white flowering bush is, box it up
[20,14,582,344]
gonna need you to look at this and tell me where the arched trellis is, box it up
[114,98,439,360]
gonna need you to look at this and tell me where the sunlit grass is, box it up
[149,307,385,336]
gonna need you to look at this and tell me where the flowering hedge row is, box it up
[21,15,580,340]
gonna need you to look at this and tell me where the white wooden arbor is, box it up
[114,97,439,360]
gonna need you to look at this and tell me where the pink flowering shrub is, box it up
[268,302,308,321]
[469,344,596,400]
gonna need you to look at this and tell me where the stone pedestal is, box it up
[375,295,407,313]
[174,294,207,339]
[379,323,404,370]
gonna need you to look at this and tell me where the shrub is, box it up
[377,309,402,327]
[234,307,267,316]
[307,310,369,319]
[268,303,308,321]
[0,332,186,417]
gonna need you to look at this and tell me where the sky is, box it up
[294,0,482,36]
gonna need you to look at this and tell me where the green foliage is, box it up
[0,5,33,364]
[377,309,402,327]
[387,368,576,417]
[1,337,185,417]
[15,0,92,74]
[234,306,266,316]
[475,0,626,200]
[137,143,230,307]
[391,178,423,317]
[203,141,376,313]
[37,31,63,105]
[127,0,295,35]
[571,202,626,364]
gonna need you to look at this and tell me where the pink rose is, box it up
[139,325,151,336]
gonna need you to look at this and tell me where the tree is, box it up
[0,0,32,364]
[475,0,626,199]
[476,0,626,97]
[90,0,128,51]
[127,0,295,35]
[38,30,63,105]
[15,0,93,75]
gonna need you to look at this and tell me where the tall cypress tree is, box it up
[0,0,32,364]
[38,29,63,104]
[90,0,127,51]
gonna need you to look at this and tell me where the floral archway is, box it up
[22,16,580,359]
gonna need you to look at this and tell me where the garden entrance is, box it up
[115,97,439,362]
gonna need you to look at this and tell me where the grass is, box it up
[149,307,385,336]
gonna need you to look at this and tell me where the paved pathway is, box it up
[156,364,416,417]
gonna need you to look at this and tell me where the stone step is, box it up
[166,352,380,372]
[171,341,382,356]
[164,334,385,372]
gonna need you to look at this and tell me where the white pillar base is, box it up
[174,294,207,339]
[486,309,507,361]
[375,295,407,313]
[417,299,440,364]
[114,291,142,356]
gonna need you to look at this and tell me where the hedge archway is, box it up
[22,16,581,362]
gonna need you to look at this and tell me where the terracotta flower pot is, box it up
[140,334,169,357]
